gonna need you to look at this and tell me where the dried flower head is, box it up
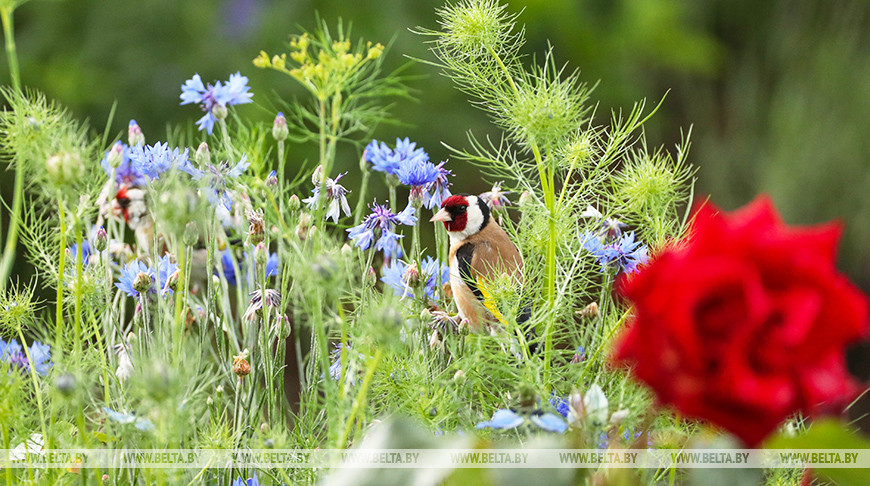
[233,349,251,378]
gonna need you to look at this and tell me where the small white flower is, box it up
[115,345,134,382]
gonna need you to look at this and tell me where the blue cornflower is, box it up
[219,250,239,286]
[101,142,148,186]
[381,259,411,298]
[423,161,453,209]
[302,172,351,223]
[396,158,440,188]
[68,241,92,267]
[581,231,648,274]
[116,260,156,298]
[218,248,278,287]
[421,256,450,299]
[0,338,52,376]
[197,155,250,211]
[549,394,570,418]
[128,142,192,180]
[232,472,260,486]
[157,255,179,296]
[346,201,416,257]
[328,343,358,386]
[102,407,154,431]
[180,72,253,135]
[476,409,524,430]
[530,412,568,433]
[363,137,429,176]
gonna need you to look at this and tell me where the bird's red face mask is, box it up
[430,195,469,232]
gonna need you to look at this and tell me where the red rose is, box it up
[610,196,868,446]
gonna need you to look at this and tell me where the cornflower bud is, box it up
[107,142,124,170]
[94,227,108,252]
[128,120,144,146]
[233,349,251,379]
[272,112,289,142]
[166,269,180,292]
[132,272,152,294]
[265,170,278,188]
[212,104,228,122]
[195,142,211,167]
[288,194,301,211]
[246,208,266,245]
[311,165,324,186]
[403,263,420,288]
[341,243,352,257]
[254,243,268,266]
[518,191,532,208]
[183,222,199,246]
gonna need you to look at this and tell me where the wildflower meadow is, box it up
[0,1,867,485]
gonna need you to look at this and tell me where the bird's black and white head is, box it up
[429,194,490,244]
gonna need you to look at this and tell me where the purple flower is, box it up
[302,172,351,223]
[157,255,179,296]
[101,142,148,186]
[0,339,52,376]
[231,473,260,486]
[346,200,417,257]
[180,72,253,134]
[198,155,250,211]
[549,394,570,418]
[382,256,449,300]
[423,161,453,209]
[396,159,440,187]
[582,231,648,274]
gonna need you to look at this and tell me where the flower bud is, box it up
[133,271,152,294]
[233,349,251,378]
[216,384,225,396]
[518,191,532,208]
[212,104,228,122]
[576,302,598,319]
[183,222,199,246]
[126,331,137,342]
[341,243,352,257]
[56,373,76,396]
[311,165,323,186]
[166,269,180,292]
[246,209,265,245]
[260,422,269,433]
[254,243,268,266]
[403,263,420,288]
[453,370,466,382]
[429,329,440,349]
[265,170,278,188]
[195,142,211,168]
[46,152,84,185]
[288,194,301,211]
[128,120,144,146]
[94,227,108,252]
[206,396,214,406]
[107,142,124,170]
[272,112,289,142]
[365,267,377,286]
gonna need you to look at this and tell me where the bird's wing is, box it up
[455,227,523,301]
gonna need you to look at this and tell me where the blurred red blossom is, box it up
[611,195,869,446]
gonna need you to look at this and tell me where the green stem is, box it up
[340,348,382,447]
[173,245,186,363]
[0,7,24,289]
[2,423,12,486]
[17,328,48,442]
[353,165,371,222]
[55,199,66,355]
[73,230,84,357]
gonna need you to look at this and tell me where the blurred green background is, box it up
[1,0,868,298]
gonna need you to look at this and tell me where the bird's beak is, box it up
[429,209,452,223]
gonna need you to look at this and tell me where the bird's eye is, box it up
[457,206,467,213]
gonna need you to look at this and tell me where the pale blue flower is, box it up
[157,255,179,296]
[346,201,415,257]
[531,412,568,433]
[476,409,524,430]
[128,142,191,180]
[180,72,253,134]
[116,260,156,298]
[231,473,260,486]
[103,407,154,431]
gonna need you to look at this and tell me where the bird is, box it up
[430,194,534,344]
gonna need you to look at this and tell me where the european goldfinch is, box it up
[430,194,532,338]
